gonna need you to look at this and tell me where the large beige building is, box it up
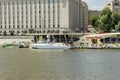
[106,0,120,14]
[80,1,88,32]
[0,0,86,34]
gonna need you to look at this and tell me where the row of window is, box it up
[0,24,60,29]
[0,3,60,21]
[1,4,60,10]
[0,7,60,14]
[0,14,60,25]
[0,0,61,29]
[0,0,59,4]
[0,18,60,23]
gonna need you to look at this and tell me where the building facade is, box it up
[80,1,88,32]
[106,0,120,14]
[88,10,100,16]
[0,0,83,34]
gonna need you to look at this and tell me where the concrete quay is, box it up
[0,33,94,49]
[0,36,33,45]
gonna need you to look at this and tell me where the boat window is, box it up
[82,39,85,41]
[118,38,120,43]
[86,38,89,41]
[91,39,97,44]
[100,37,118,43]
[100,38,110,43]
[80,43,84,46]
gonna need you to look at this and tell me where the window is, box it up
[35,25,37,28]
[9,25,11,29]
[114,3,119,5]
[17,26,19,28]
[26,25,28,28]
[49,25,50,28]
[22,25,23,28]
[58,25,60,28]
[39,11,41,13]
[62,0,66,8]
[13,25,15,29]
[39,25,41,28]
[44,25,46,28]
[31,25,32,28]
[53,25,55,28]
[5,21,6,24]
[82,39,85,41]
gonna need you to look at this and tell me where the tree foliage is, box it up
[100,8,112,17]
[115,21,120,32]
[100,8,112,32]
[88,15,99,27]
[89,8,116,32]
[111,13,120,29]
[88,15,99,28]
[89,7,120,32]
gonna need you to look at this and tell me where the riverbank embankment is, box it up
[0,36,33,45]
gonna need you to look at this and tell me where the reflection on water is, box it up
[0,48,120,80]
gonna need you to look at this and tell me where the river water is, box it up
[0,48,120,80]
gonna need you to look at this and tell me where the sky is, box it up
[82,0,112,10]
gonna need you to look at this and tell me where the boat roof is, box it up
[86,33,120,39]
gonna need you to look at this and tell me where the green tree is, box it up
[88,7,120,32]
[100,8,112,17]
[100,8,112,32]
[88,15,99,28]
[111,13,120,29]
[115,21,120,32]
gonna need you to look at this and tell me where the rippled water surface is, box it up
[0,48,120,80]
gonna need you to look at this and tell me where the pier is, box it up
[25,33,90,36]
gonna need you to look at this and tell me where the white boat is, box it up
[30,34,71,49]
[30,42,71,49]
[73,33,120,49]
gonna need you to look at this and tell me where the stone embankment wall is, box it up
[0,36,33,45]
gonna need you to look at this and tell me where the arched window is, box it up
[114,3,119,5]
